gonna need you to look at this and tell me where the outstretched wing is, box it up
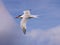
[20,18,27,34]
[29,15,39,18]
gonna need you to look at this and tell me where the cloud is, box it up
[20,26,60,45]
[0,0,21,45]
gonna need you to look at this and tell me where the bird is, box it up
[16,10,38,34]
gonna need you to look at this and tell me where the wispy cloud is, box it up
[20,26,60,45]
[0,0,20,45]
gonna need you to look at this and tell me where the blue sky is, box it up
[1,0,60,45]
[3,0,60,30]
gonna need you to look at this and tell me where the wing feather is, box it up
[29,15,39,18]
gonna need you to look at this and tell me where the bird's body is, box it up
[16,10,38,34]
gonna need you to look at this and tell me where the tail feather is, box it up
[22,27,26,34]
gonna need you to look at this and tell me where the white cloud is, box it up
[0,0,21,45]
[20,26,60,45]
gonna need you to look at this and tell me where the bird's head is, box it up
[23,9,31,15]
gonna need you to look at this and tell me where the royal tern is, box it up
[16,10,38,34]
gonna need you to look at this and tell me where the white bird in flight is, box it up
[16,10,38,34]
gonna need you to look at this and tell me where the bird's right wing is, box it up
[29,15,39,18]
[20,18,27,34]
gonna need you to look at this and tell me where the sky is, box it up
[0,0,60,45]
[2,0,60,30]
